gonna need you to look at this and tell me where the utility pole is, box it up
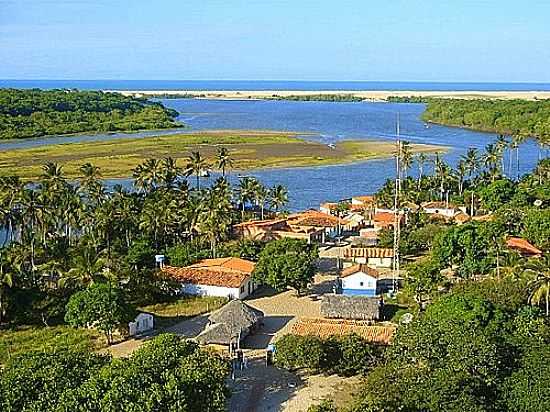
[392,113,401,294]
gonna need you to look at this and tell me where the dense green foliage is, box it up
[274,94,364,102]
[64,283,135,344]
[0,89,180,139]
[422,98,550,143]
[275,333,381,376]
[0,334,230,412]
[0,152,287,326]
[253,238,318,292]
[350,282,550,412]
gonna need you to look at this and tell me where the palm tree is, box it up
[524,255,550,316]
[253,182,269,220]
[433,154,450,200]
[455,160,467,196]
[237,177,257,220]
[216,147,234,177]
[482,143,501,181]
[400,141,413,179]
[60,246,108,288]
[0,249,14,324]
[462,148,480,179]
[512,134,526,179]
[495,135,508,175]
[160,157,182,189]
[185,151,208,190]
[133,158,162,193]
[415,152,427,189]
[269,185,288,214]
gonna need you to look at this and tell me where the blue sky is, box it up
[1,0,549,81]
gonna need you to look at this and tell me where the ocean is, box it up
[1,79,550,91]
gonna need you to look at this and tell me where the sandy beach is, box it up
[109,89,550,101]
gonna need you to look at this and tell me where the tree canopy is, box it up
[0,89,180,139]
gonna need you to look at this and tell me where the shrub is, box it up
[275,333,382,376]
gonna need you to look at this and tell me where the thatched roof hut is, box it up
[196,300,264,345]
[321,294,380,321]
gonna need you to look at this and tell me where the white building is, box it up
[343,247,394,268]
[162,257,257,300]
[339,264,381,296]
[128,312,154,337]
[421,201,459,218]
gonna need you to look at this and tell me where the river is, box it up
[0,99,544,211]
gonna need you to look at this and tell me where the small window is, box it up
[240,286,245,293]
[359,281,364,287]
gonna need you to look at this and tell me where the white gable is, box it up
[342,271,378,290]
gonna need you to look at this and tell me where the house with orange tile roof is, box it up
[232,219,324,243]
[287,210,345,240]
[506,237,543,257]
[339,264,382,296]
[351,195,376,206]
[289,317,395,345]
[373,211,405,230]
[343,247,394,268]
[161,257,257,299]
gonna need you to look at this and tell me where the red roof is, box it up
[290,317,395,344]
[161,257,255,288]
[506,237,542,256]
[353,195,376,204]
[341,264,381,279]
[288,210,343,227]
[374,212,402,225]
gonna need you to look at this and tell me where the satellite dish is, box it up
[400,313,413,325]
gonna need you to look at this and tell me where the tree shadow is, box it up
[243,315,293,349]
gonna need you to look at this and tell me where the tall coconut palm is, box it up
[185,151,208,190]
[133,158,162,193]
[269,185,289,214]
[455,160,467,196]
[253,182,269,220]
[160,157,182,189]
[512,134,526,179]
[524,255,550,316]
[0,249,15,324]
[415,152,427,189]
[400,141,413,179]
[462,148,481,179]
[237,177,257,220]
[482,143,501,181]
[216,147,234,177]
[495,135,508,175]
[433,154,450,200]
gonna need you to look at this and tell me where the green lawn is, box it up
[0,325,107,364]
[140,295,227,328]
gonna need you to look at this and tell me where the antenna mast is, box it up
[392,113,401,293]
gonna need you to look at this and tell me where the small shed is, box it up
[196,300,264,346]
[321,294,380,321]
[128,312,154,337]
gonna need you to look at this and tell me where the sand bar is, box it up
[108,90,550,101]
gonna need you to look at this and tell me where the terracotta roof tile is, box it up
[290,317,395,344]
[161,257,255,288]
[421,201,458,210]
[288,210,343,227]
[353,195,376,203]
[341,264,381,278]
[506,237,542,256]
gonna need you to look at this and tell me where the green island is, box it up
[0,130,444,179]
[0,89,181,140]
[422,98,550,142]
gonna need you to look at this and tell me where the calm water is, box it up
[97,99,542,211]
[2,79,550,91]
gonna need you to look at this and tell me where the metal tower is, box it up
[392,113,401,293]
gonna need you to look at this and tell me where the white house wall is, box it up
[181,278,256,300]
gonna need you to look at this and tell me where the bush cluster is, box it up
[275,333,382,377]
